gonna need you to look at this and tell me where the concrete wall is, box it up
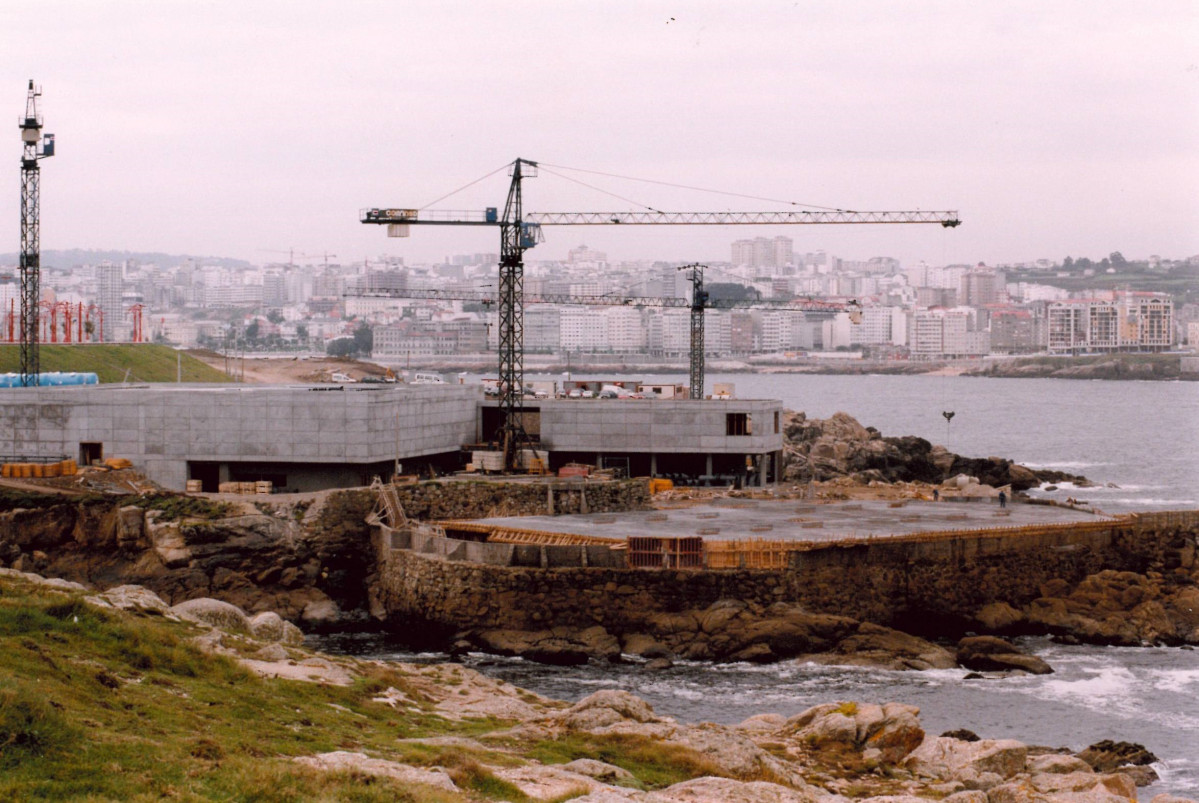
[533,398,784,454]
[374,513,1198,634]
[0,383,480,491]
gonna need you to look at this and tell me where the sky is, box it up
[2,1,1197,269]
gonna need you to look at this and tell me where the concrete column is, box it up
[650,453,657,476]
[758,454,768,487]
[218,463,231,483]
[547,485,555,515]
[706,454,713,476]
[580,488,589,514]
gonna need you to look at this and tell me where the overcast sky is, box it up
[2,1,1196,268]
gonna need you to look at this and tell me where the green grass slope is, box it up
[0,572,731,802]
[0,344,229,384]
[0,576,472,801]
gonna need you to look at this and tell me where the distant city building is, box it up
[731,236,793,270]
[96,262,124,342]
[911,308,989,359]
[1046,292,1173,354]
[989,307,1040,354]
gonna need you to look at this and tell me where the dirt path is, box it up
[187,351,391,385]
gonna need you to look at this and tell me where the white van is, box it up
[412,372,445,385]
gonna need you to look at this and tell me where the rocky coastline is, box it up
[1,567,1189,802]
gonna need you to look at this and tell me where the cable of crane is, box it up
[537,164,664,215]
[418,162,514,211]
[537,161,851,213]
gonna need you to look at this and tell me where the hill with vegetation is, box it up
[0,344,230,383]
[0,249,250,271]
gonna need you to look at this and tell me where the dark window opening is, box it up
[774,411,780,434]
[726,413,752,436]
[79,442,103,466]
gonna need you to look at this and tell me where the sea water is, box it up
[323,374,1199,795]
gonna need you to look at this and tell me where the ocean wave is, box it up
[1147,668,1199,694]
[1039,665,1140,709]
[1023,461,1110,470]
[1099,498,1198,507]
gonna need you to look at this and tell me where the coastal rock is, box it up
[561,758,636,784]
[299,597,342,628]
[803,622,957,671]
[170,597,251,633]
[85,584,171,614]
[468,626,619,665]
[780,411,1072,490]
[622,633,673,659]
[974,602,1027,633]
[902,736,1028,782]
[1029,770,1138,799]
[955,636,1053,675]
[248,611,305,645]
[0,567,89,593]
[293,751,457,792]
[786,701,924,764]
[1026,754,1094,775]
[557,690,664,731]
[1024,570,1199,647]
[650,777,824,802]
[1076,740,1159,773]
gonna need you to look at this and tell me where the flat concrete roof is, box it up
[473,498,1116,542]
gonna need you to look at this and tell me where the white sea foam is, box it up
[1147,668,1199,694]
[1023,461,1110,470]
[1039,665,1140,711]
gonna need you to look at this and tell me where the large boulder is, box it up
[785,701,924,764]
[1076,740,1159,773]
[87,584,171,614]
[557,690,663,731]
[248,611,304,645]
[170,597,251,633]
[955,636,1053,675]
[805,622,957,671]
[902,736,1028,782]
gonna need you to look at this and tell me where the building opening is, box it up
[79,442,103,467]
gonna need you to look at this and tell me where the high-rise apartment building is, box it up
[96,262,124,342]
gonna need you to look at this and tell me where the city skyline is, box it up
[2,2,1196,269]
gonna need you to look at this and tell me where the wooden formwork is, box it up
[704,539,792,570]
[627,536,704,569]
[440,520,622,547]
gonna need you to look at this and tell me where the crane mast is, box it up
[18,80,54,387]
[362,158,960,471]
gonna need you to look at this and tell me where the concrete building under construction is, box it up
[0,383,785,492]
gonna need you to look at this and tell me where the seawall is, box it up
[372,511,1199,635]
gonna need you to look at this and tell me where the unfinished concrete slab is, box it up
[470,497,1115,543]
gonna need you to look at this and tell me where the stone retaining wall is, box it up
[373,511,1199,634]
[387,477,650,520]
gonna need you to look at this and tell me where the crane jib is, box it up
[361,209,960,227]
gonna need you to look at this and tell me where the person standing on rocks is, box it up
[998,490,1007,508]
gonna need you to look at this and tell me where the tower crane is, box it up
[18,80,55,386]
[362,157,960,471]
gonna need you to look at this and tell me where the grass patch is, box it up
[0,343,229,384]
[0,577,510,801]
[128,494,234,522]
[524,732,727,790]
